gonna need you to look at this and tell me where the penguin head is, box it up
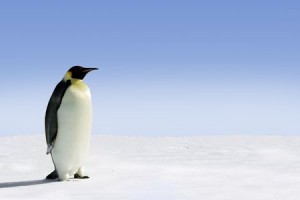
[64,66,98,81]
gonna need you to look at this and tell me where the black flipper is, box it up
[45,79,71,154]
[46,170,58,179]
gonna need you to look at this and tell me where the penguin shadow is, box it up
[0,179,55,189]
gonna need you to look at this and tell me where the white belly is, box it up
[52,81,92,179]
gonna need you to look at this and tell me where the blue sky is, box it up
[0,0,299,136]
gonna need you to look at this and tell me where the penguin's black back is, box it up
[45,80,71,151]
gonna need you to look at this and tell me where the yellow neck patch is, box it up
[63,71,72,81]
[63,71,85,88]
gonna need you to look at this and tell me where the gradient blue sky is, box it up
[0,0,299,136]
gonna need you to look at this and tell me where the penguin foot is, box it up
[74,173,90,179]
[46,170,58,179]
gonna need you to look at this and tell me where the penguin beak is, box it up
[83,68,98,73]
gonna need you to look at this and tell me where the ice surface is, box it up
[1,135,300,199]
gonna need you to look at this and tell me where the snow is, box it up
[1,135,300,199]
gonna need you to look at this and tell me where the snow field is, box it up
[1,135,300,199]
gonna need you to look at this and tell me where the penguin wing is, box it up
[45,80,71,154]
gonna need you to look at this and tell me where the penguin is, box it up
[45,66,98,181]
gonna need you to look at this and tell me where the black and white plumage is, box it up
[45,66,97,181]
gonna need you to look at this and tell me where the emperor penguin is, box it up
[45,66,97,181]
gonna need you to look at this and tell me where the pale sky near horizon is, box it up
[0,1,299,136]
